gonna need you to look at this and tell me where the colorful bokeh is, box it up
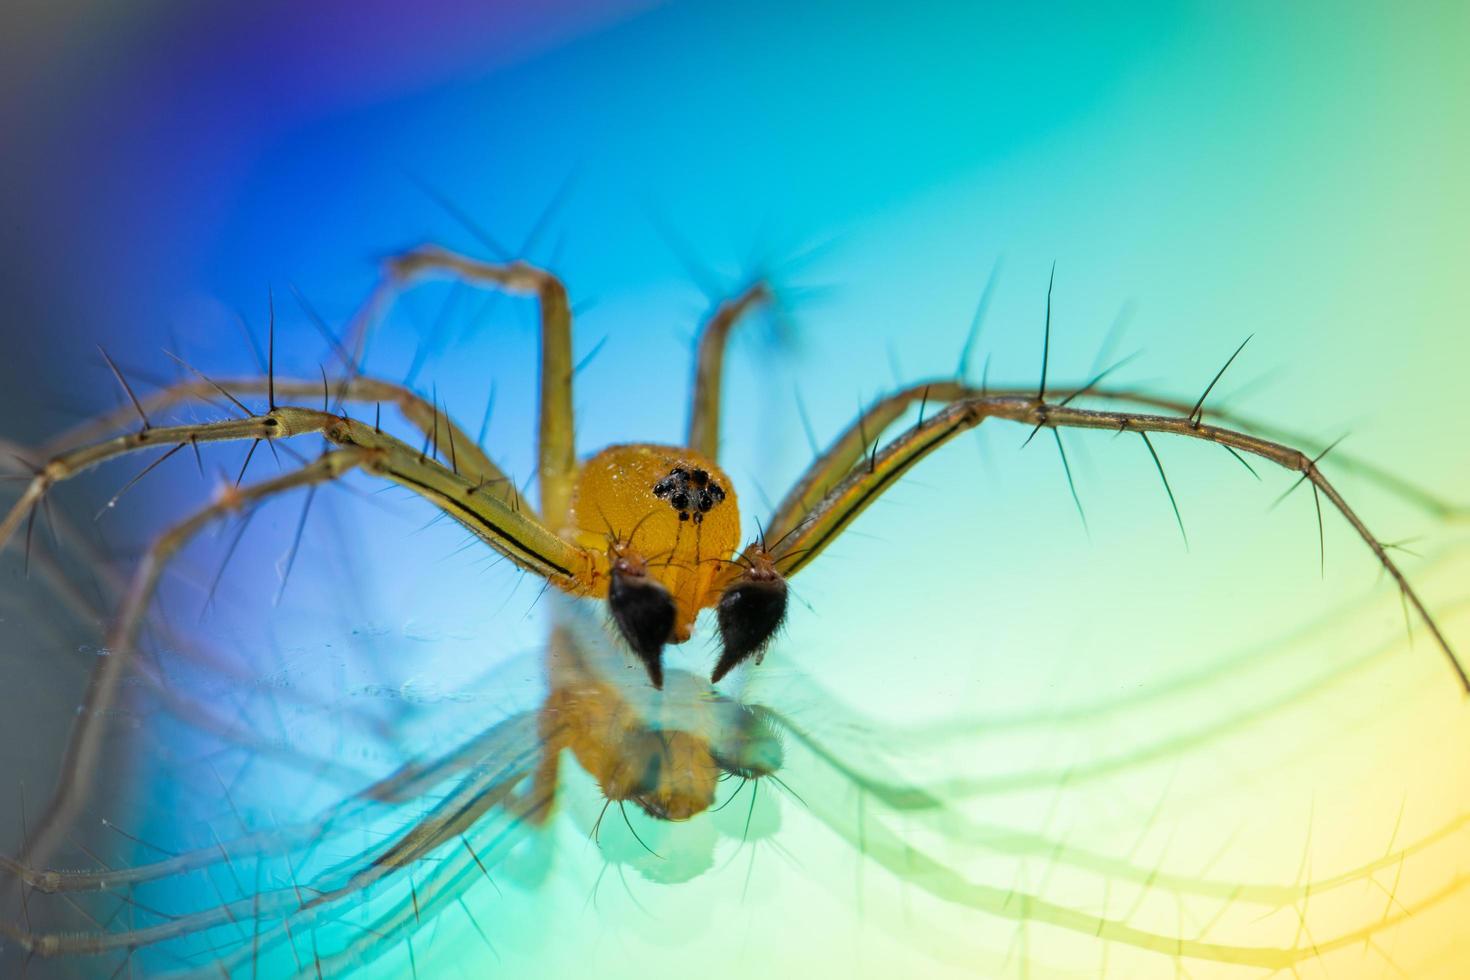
[1,2,1467,977]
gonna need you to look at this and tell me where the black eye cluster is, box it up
[652,467,726,523]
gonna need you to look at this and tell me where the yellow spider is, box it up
[2,246,1461,694]
[0,241,1465,972]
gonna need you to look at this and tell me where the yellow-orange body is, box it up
[565,443,742,643]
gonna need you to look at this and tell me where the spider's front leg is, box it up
[766,378,1468,541]
[43,373,515,503]
[758,396,1469,694]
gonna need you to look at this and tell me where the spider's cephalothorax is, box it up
[567,443,786,687]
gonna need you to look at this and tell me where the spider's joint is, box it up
[737,543,782,582]
[323,417,356,445]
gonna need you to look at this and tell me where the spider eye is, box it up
[608,564,675,688]
[712,575,788,683]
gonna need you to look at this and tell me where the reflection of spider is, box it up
[0,241,1466,972]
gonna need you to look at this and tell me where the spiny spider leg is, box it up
[764,396,1469,693]
[380,245,577,526]
[45,374,513,502]
[687,282,771,460]
[768,380,1465,543]
[0,407,586,584]
[769,380,973,542]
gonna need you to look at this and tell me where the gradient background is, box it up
[1,1,1468,977]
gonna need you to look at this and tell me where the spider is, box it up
[0,240,1466,973]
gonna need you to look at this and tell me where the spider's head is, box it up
[570,444,744,687]
[711,552,788,684]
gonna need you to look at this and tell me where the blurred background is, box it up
[0,1,1467,977]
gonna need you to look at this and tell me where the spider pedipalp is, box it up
[607,554,676,688]
[713,564,788,683]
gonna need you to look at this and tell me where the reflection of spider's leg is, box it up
[368,710,539,804]
[14,449,370,894]
[215,773,556,979]
[1,744,541,961]
[765,396,1468,692]
[768,380,1466,541]
[795,769,1466,970]
[771,696,1470,908]
[0,711,540,899]
[0,438,403,790]
[686,282,770,460]
[44,375,513,502]
[384,245,577,525]
[8,414,593,881]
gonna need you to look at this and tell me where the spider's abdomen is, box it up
[567,444,741,642]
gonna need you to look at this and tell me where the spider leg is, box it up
[767,380,972,543]
[42,374,517,512]
[767,379,1467,543]
[0,439,404,780]
[686,281,771,460]
[765,395,1468,693]
[1,407,589,585]
[381,245,577,526]
[3,459,558,962]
